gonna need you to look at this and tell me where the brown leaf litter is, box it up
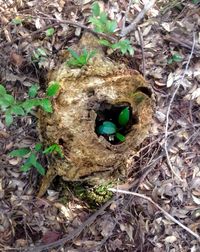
[0,1,200,251]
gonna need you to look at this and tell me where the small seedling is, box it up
[11,17,23,25]
[9,143,45,175]
[0,82,60,126]
[43,143,64,158]
[89,2,117,34]
[45,28,55,37]
[67,48,96,68]
[99,39,134,55]
[97,107,130,142]
[167,53,183,64]
[32,47,47,63]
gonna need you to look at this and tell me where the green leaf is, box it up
[118,107,130,126]
[98,121,117,135]
[45,27,55,37]
[35,143,43,152]
[43,144,64,157]
[9,148,31,157]
[92,2,100,16]
[10,105,25,115]
[67,48,80,60]
[106,20,117,33]
[192,0,200,4]
[4,94,14,106]
[5,111,13,126]
[12,17,23,25]
[34,161,45,175]
[28,84,39,98]
[99,39,112,47]
[115,132,125,142]
[46,82,60,97]
[22,99,40,112]
[172,54,183,62]
[37,48,47,57]
[39,98,53,113]
[20,161,32,172]
[0,84,6,95]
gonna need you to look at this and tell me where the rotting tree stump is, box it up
[37,33,153,197]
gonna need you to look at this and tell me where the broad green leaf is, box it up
[98,121,117,135]
[4,94,14,105]
[45,28,55,37]
[46,82,60,97]
[33,161,45,175]
[20,161,32,172]
[40,98,52,113]
[22,99,40,112]
[118,107,130,126]
[172,54,183,62]
[115,132,125,142]
[92,2,100,16]
[99,39,112,47]
[28,84,39,98]
[9,148,31,157]
[35,143,43,152]
[5,111,13,126]
[10,105,25,115]
[0,84,6,95]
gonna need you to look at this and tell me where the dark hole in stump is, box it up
[135,86,152,97]
[95,101,138,145]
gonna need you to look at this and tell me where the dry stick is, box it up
[164,32,196,181]
[24,196,118,252]
[109,188,200,241]
[137,27,146,78]
[122,0,132,32]
[0,18,116,49]
[120,0,156,37]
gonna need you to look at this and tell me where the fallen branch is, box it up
[120,0,156,37]
[0,17,116,49]
[164,32,196,181]
[24,196,117,252]
[109,188,200,241]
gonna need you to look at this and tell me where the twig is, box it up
[164,32,196,181]
[137,27,146,77]
[0,17,116,49]
[109,188,200,241]
[122,0,132,32]
[23,196,117,252]
[120,0,156,37]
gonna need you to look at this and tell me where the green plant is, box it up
[99,39,134,55]
[9,142,64,175]
[45,28,55,37]
[32,47,47,63]
[89,2,134,55]
[43,143,64,158]
[89,2,117,34]
[11,17,23,25]
[97,106,130,142]
[9,143,45,175]
[0,82,60,126]
[66,48,96,68]
[167,53,183,64]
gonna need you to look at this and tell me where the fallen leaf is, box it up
[42,231,61,244]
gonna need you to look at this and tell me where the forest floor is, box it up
[0,0,200,251]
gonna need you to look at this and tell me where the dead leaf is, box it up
[10,52,24,67]
[42,231,61,244]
